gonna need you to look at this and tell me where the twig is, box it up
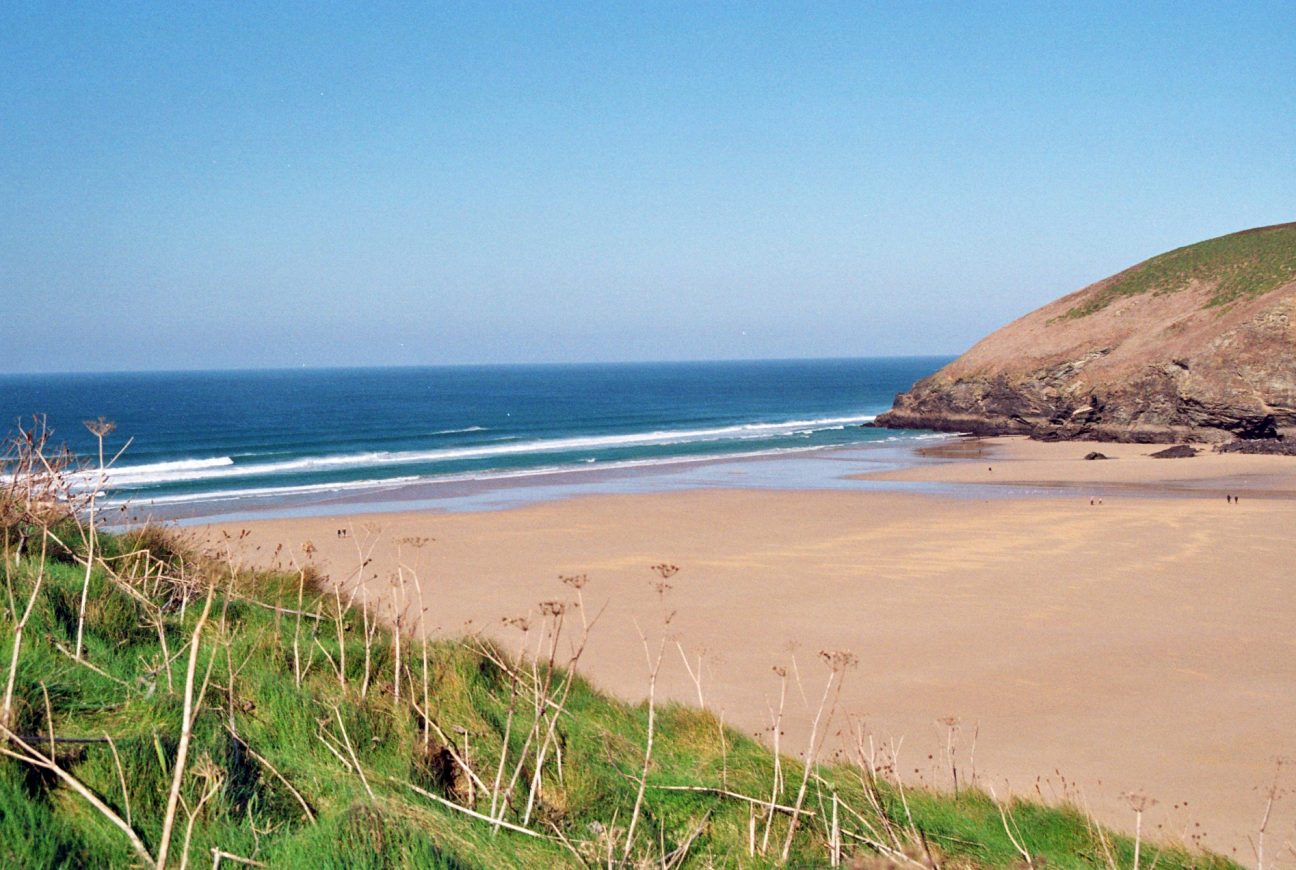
[180,774,221,870]
[663,810,711,870]
[648,784,814,816]
[1255,759,1284,870]
[780,652,851,862]
[0,722,155,868]
[989,784,1034,868]
[52,639,132,687]
[210,850,266,868]
[547,820,588,866]
[332,704,374,799]
[676,641,705,709]
[401,779,550,839]
[223,724,316,824]
[156,583,216,870]
[623,626,666,860]
[761,665,788,854]
[105,733,133,828]
[1,532,47,728]
[418,708,490,797]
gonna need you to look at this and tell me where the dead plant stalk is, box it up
[622,625,666,860]
[155,583,217,870]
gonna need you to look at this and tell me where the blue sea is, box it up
[0,357,950,521]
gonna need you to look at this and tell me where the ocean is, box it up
[0,357,950,520]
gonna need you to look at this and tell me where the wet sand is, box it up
[865,435,1296,497]
[202,438,1296,861]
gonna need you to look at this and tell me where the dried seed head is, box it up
[1123,791,1157,813]
[503,616,531,632]
[83,416,117,438]
[559,573,588,589]
[819,650,858,672]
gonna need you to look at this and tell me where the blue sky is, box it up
[2,2,1293,372]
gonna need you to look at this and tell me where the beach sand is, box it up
[201,438,1296,861]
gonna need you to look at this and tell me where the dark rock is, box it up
[1232,414,1280,440]
[1149,445,1198,459]
[1083,452,1110,460]
[1216,438,1296,455]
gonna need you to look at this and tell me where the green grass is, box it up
[1062,222,1296,319]
[0,523,1240,868]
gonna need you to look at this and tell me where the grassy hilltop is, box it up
[1064,222,1296,319]
[0,426,1235,868]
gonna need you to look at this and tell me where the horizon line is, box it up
[0,352,960,379]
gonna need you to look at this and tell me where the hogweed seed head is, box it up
[819,650,858,673]
[560,573,588,589]
[83,417,117,439]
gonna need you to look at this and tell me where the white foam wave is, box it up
[106,475,425,507]
[430,426,487,435]
[61,456,234,490]
[98,414,879,489]
[104,446,834,509]
[116,457,233,476]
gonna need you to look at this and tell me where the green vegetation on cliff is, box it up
[1064,222,1296,319]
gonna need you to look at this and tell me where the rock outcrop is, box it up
[1149,445,1198,459]
[876,223,1296,446]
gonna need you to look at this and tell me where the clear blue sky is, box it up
[2,2,1293,372]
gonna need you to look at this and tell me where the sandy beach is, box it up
[202,438,1296,861]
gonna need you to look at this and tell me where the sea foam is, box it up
[98,415,877,489]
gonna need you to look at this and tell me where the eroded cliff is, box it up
[876,223,1296,446]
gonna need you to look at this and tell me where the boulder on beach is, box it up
[1149,445,1198,459]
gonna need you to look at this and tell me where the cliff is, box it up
[876,222,1296,447]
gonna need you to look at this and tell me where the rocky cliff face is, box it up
[876,223,1296,446]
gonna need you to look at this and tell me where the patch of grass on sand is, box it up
[1063,222,1296,319]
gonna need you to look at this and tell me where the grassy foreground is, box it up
[0,441,1236,868]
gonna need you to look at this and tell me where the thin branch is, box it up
[0,723,155,868]
[223,724,316,824]
[648,784,814,816]
[401,779,551,839]
[156,583,216,870]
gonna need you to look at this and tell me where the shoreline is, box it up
[199,437,1296,861]
[862,435,1296,499]
[118,429,1296,530]
[116,434,956,526]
